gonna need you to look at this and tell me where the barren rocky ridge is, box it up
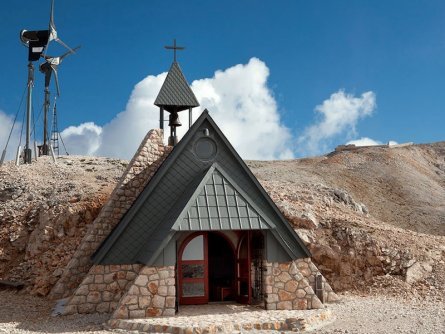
[0,141,444,308]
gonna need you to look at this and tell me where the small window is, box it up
[182,235,204,260]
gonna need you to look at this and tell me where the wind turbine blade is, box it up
[59,45,81,61]
[56,38,76,54]
[49,0,57,41]
[52,67,61,97]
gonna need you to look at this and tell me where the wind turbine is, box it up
[39,46,80,155]
[18,0,78,162]
[46,0,77,55]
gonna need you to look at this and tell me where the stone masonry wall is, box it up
[264,260,323,310]
[50,130,171,300]
[63,264,142,315]
[295,258,339,303]
[112,266,176,319]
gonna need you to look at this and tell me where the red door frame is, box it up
[178,231,251,305]
[236,231,251,304]
[178,232,209,305]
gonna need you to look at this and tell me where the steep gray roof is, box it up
[91,110,310,265]
[172,164,274,231]
[154,62,199,112]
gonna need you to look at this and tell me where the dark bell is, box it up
[168,112,182,127]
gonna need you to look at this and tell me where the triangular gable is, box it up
[154,62,199,111]
[92,110,310,265]
[172,164,273,231]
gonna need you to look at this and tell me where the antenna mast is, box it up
[50,101,60,156]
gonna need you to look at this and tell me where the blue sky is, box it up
[1,0,444,160]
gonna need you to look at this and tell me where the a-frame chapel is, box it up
[51,55,338,320]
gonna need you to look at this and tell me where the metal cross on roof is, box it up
[165,39,185,62]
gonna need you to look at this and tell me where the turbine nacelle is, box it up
[20,0,77,62]
[20,29,49,61]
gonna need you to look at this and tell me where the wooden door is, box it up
[178,233,208,304]
[236,231,251,304]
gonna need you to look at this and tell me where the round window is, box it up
[194,137,217,161]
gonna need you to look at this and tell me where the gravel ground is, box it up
[1,290,444,333]
[0,289,110,334]
[315,293,445,334]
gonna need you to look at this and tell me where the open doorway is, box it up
[178,231,264,305]
[208,232,235,302]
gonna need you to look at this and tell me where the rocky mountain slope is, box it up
[0,142,444,301]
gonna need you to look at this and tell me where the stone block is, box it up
[117,271,127,280]
[298,279,309,289]
[278,290,294,301]
[94,275,104,284]
[294,299,308,310]
[296,261,308,270]
[266,303,276,310]
[118,279,128,289]
[149,274,159,281]
[289,262,298,275]
[91,266,105,275]
[125,295,138,305]
[104,273,116,284]
[128,304,139,311]
[284,280,298,293]
[277,301,292,310]
[148,282,158,294]
[166,296,175,308]
[113,306,129,319]
[109,281,120,292]
[300,268,311,277]
[311,296,323,309]
[266,293,278,303]
[158,286,168,296]
[102,290,114,302]
[134,275,149,287]
[167,286,176,296]
[96,302,110,313]
[152,295,165,308]
[296,289,306,298]
[128,286,139,295]
[165,278,175,286]
[304,286,314,294]
[146,307,161,317]
[279,263,290,271]
[86,291,101,304]
[78,303,96,314]
[139,296,151,308]
[126,271,137,281]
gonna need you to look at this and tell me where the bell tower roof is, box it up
[154,61,200,113]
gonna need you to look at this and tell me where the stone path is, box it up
[107,303,333,333]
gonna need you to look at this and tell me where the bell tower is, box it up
[154,39,200,146]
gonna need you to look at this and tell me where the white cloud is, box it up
[190,58,293,159]
[297,90,376,156]
[60,58,293,160]
[346,137,381,146]
[0,111,22,162]
[61,122,102,156]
